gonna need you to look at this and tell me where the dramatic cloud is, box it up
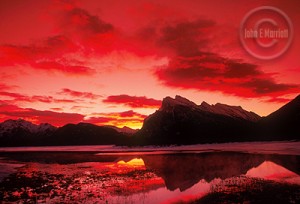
[0,102,83,126]
[157,19,215,56]
[0,91,79,104]
[103,95,161,108]
[60,7,114,35]
[0,92,31,102]
[118,110,146,118]
[151,19,299,99]
[32,61,95,75]
[0,5,117,75]
[56,5,120,55]
[155,55,299,98]
[264,97,292,103]
[0,0,299,125]
[31,95,55,103]
[0,37,95,75]
[58,88,102,99]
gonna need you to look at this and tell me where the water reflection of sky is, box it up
[108,156,300,203]
[0,150,299,203]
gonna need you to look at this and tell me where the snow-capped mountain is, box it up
[0,119,56,136]
[133,95,264,145]
[1,94,299,146]
[160,95,198,112]
[133,94,300,145]
[199,102,260,122]
[0,120,126,146]
[0,119,38,135]
[160,95,260,122]
[0,119,57,146]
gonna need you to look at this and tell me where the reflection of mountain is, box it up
[140,152,300,191]
[246,161,300,184]
[1,150,299,192]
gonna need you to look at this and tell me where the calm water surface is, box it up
[0,142,300,203]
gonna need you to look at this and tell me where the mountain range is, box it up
[0,94,299,146]
[130,95,300,145]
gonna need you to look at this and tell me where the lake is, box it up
[0,141,300,203]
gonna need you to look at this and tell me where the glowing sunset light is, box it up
[0,0,299,129]
[117,158,145,167]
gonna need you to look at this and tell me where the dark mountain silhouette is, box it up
[0,94,299,146]
[129,94,300,145]
[258,95,300,141]
[44,123,127,146]
[104,125,138,135]
[0,119,56,146]
[130,95,261,145]
[0,121,127,146]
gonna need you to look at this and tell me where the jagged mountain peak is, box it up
[2,118,32,125]
[0,119,57,134]
[1,119,38,132]
[160,95,198,112]
[174,95,198,107]
[209,103,260,122]
[160,95,260,122]
[200,101,210,106]
[105,125,138,134]
[38,123,57,132]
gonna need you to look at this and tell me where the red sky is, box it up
[0,0,299,128]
